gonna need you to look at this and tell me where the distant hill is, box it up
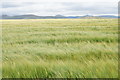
[1,14,67,19]
[98,15,118,18]
[0,14,118,19]
[81,15,118,19]
[81,15,101,19]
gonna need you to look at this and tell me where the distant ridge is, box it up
[98,15,118,18]
[0,14,118,19]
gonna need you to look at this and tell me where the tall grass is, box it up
[2,19,118,78]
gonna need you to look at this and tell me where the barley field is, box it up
[2,19,118,78]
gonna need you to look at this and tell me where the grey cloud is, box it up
[2,2,20,8]
[1,2,118,16]
[2,2,39,8]
[60,2,117,14]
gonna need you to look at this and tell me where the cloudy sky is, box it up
[1,0,119,16]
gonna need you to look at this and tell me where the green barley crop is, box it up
[1,19,118,78]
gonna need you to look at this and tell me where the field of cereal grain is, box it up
[2,19,118,78]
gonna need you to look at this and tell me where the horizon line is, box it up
[1,14,118,16]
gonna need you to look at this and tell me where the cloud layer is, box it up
[1,1,118,16]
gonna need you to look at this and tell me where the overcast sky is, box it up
[1,0,119,16]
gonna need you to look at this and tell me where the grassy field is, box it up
[2,19,118,78]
